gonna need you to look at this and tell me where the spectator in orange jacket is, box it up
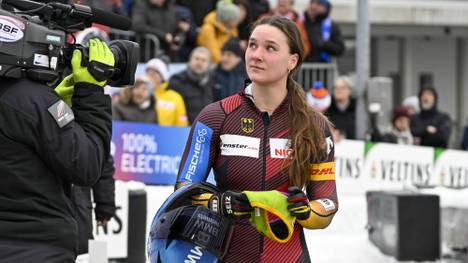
[196,0,242,63]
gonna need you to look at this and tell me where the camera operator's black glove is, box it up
[71,39,115,87]
[192,191,253,219]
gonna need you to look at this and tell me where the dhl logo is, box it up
[309,162,335,181]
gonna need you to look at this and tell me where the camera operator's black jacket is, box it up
[0,78,112,254]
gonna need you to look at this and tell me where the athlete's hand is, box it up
[287,186,311,220]
[54,74,75,107]
[71,39,115,87]
[192,191,253,219]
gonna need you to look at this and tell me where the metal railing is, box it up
[108,29,162,62]
[297,62,338,91]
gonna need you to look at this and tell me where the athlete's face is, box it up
[245,25,298,86]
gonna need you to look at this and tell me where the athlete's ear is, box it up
[288,53,299,72]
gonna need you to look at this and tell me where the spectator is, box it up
[410,86,452,148]
[176,0,217,27]
[306,81,331,113]
[74,156,116,254]
[112,77,158,123]
[297,0,345,62]
[197,0,241,64]
[132,0,192,62]
[462,119,468,150]
[249,0,270,20]
[213,38,247,101]
[173,5,199,62]
[262,0,299,21]
[169,47,214,124]
[379,107,414,145]
[78,0,127,16]
[326,77,356,139]
[403,95,420,115]
[233,0,249,49]
[146,58,189,126]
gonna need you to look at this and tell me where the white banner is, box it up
[434,150,468,189]
[363,143,435,187]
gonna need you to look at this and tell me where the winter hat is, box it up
[402,96,420,114]
[392,106,410,124]
[221,38,243,57]
[146,58,169,81]
[306,81,331,111]
[418,86,438,104]
[216,0,240,23]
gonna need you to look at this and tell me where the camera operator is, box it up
[0,38,114,262]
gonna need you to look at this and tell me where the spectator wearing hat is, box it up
[213,38,247,101]
[306,81,331,112]
[112,77,158,123]
[197,0,241,64]
[326,76,356,139]
[169,47,214,124]
[410,86,452,148]
[146,58,188,126]
[296,0,345,63]
[379,107,414,145]
[403,95,420,115]
[261,0,299,21]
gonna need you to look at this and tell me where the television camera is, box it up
[0,0,138,86]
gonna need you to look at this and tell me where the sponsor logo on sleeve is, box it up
[0,16,25,43]
[220,134,260,158]
[48,100,74,128]
[241,118,254,133]
[309,161,335,181]
[316,199,336,212]
[270,138,293,159]
[181,122,213,182]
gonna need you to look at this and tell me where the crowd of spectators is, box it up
[78,0,465,150]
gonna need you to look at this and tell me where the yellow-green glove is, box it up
[55,74,75,107]
[71,39,115,87]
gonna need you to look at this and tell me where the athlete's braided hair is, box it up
[251,16,328,188]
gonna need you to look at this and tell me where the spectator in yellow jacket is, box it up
[146,58,189,126]
[196,0,241,64]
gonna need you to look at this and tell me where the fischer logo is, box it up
[0,16,25,43]
[185,128,208,181]
[185,246,203,263]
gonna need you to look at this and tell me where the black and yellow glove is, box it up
[71,39,115,87]
[192,191,253,219]
[287,186,311,220]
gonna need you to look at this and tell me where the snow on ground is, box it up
[144,177,468,263]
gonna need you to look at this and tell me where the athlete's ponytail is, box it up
[251,16,328,188]
[287,77,325,188]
